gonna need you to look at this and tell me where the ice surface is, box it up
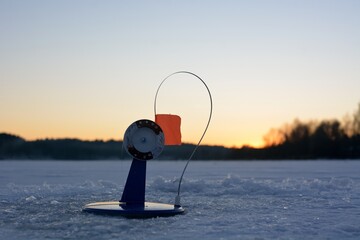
[0,160,360,239]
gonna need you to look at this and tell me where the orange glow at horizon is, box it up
[2,129,266,149]
[1,117,266,149]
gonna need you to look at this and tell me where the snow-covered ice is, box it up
[0,160,360,239]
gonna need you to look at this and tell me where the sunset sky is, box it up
[1,0,359,148]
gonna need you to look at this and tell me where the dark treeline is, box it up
[0,134,122,160]
[229,120,360,160]
[1,103,360,160]
[230,102,360,160]
[263,120,360,159]
[0,133,230,160]
[1,130,359,160]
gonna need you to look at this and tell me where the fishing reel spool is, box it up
[123,119,165,161]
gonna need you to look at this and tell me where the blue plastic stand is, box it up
[120,159,146,204]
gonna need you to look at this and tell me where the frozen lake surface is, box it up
[1,160,360,239]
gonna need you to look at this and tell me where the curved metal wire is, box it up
[154,71,213,205]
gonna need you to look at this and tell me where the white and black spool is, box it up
[123,119,165,161]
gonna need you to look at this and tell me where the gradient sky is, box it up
[1,0,359,148]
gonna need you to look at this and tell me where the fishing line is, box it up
[154,71,213,206]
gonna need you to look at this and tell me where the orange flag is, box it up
[155,114,182,145]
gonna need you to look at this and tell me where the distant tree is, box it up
[0,133,25,146]
[342,113,354,137]
[353,102,360,135]
[0,133,26,159]
[286,120,311,144]
[263,119,316,147]
[308,120,345,158]
[263,127,286,147]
